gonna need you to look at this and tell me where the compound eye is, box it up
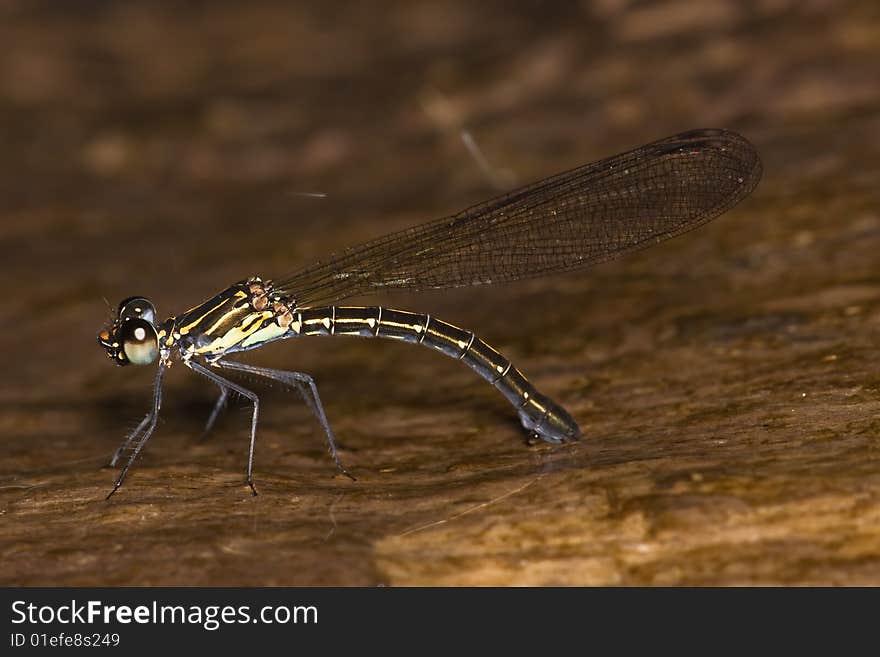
[119,318,159,365]
[118,297,156,325]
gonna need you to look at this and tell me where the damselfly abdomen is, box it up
[98,129,761,497]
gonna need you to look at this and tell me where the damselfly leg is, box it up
[186,361,260,495]
[202,384,230,437]
[110,412,150,467]
[213,359,353,481]
[107,365,166,499]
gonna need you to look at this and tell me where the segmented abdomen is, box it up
[290,306,580,443]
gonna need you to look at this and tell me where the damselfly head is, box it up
[98,296,160,366]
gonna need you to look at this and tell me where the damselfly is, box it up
[98,129,761,497]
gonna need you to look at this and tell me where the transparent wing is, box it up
[275,129,761,307]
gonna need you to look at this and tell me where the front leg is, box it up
[109,411,151,467]
[185,360,261,495]
[107,365,167,499]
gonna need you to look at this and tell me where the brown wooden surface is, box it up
[1,1,879,585]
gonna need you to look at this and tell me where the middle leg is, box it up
[186,360,261,495]
[202,384,230,437]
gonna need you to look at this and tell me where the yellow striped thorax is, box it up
[171,277,296,359]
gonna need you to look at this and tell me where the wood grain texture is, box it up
[1,0,879,585]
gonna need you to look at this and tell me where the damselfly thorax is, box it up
[98,129,762,497]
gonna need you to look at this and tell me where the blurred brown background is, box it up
[1,0,879,585]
